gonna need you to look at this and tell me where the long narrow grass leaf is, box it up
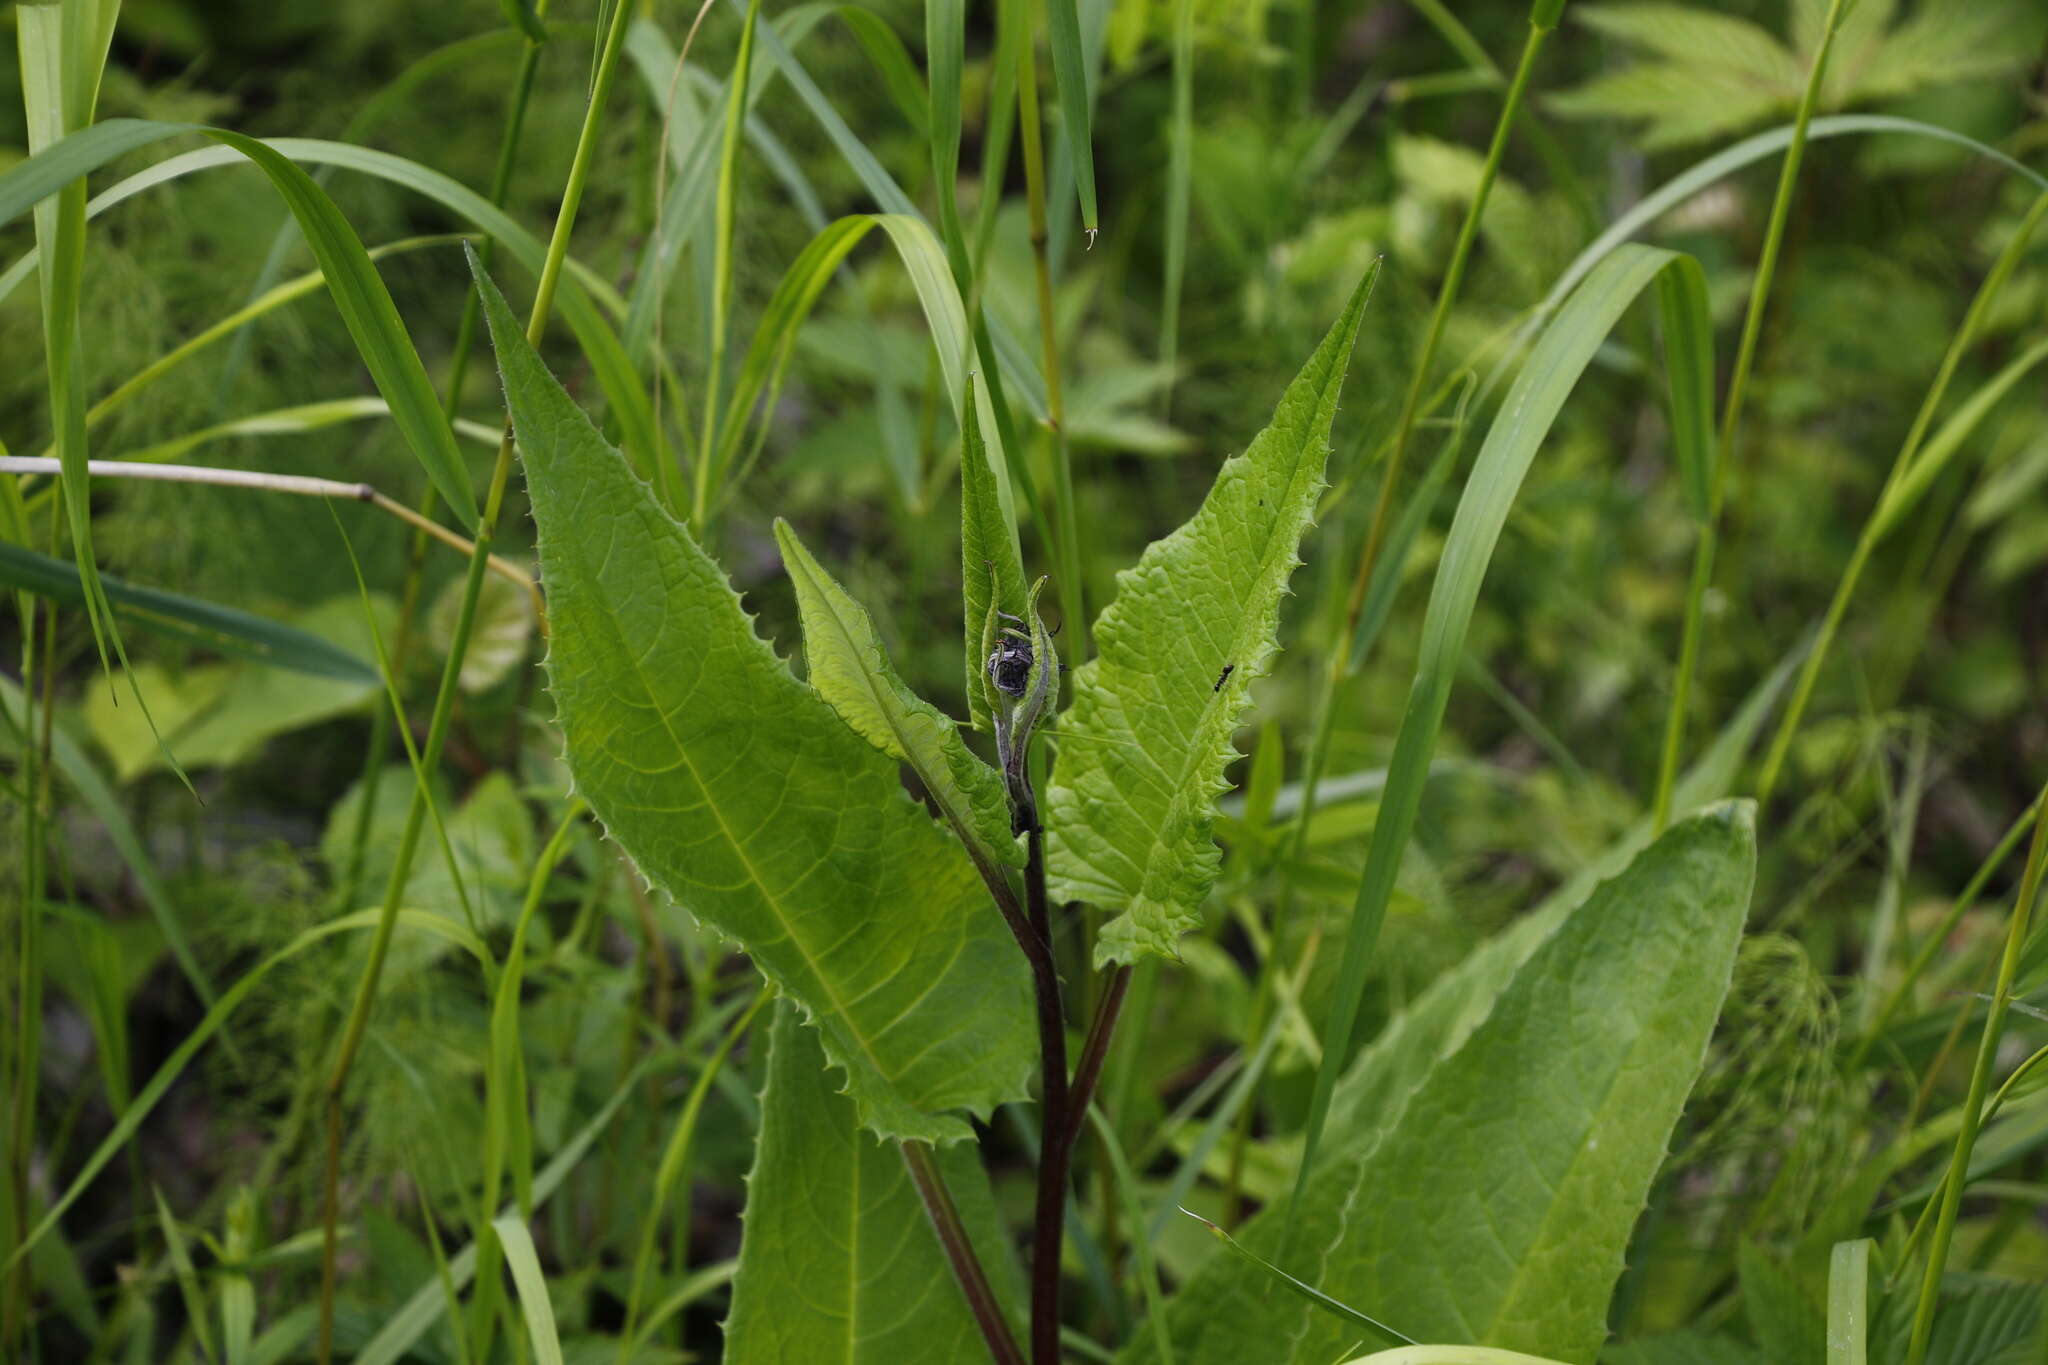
[2,907,486,1272]
[1288,245,1707,1251]
[490,1217,566,1365]
[0,541,376,683]
[1044,0,1098,236]
[1178,1208,1413,1348]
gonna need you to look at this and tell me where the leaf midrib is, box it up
[1133,353,1348,888]
[574,546,900,1097]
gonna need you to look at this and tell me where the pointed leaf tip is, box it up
[483,276,1035,1141]
[1048,263,1378,966]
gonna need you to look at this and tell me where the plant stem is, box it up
[617,987,767,1361]
[1279,15,1544,926]
[903,1141,1028,1365]
[0,458,540,610]
[1025,817,1071,1365]
[691,0,763,529]
[1658,0,1841,825]
[1903,776,2048,1365]
[313,2,635,1357]
[1242,14,1544,1233]
[1061,964,1132,1155]
[1754,188,2048,808]
[1016,4,1088,658]
[1850,790,2042,1068]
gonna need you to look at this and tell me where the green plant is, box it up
[5,3,2048,1364]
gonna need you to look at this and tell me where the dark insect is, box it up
[987,616,1034,698]
[1214,663,1235,692]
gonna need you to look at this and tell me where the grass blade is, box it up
[0,131,658,489]
[0,678,225,1046]
[1044,0,1098,238]
[1827,1240,1871,1365]
[1178,1207,1413,1349]
[1159,0,1193,415]
[1,906,487,1274]
[1287,245,1707,1257]
[927,0,967,262]
[490,1217,565,1365]
[0,541,376,683]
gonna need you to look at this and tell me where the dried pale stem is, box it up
[0,457,540,618]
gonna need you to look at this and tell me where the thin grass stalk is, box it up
[1231,13,1543,1224]
[1754,189,2048,807]
[1277,12,1545,909]
[474,797,587,1336]
[1,590,47,1355]
[1655,0,1847,828]
[313,5,639,1358]
[1851,791,2043,1067]
[689,0,764,529]
[1086,1107,1174,1365]
[1343,14,1550,636]
[1159,0,1193,419]
[339,28,549,910]
[616,987,768,1360]
[1903,775,2048,1365]
[1015,7,1088,658]
[1891,986,2047,1284]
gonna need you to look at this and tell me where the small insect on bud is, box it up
[986,623,1034,698]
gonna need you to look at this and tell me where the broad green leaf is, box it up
[0,540,376,684]
[475,263,1034,1143]
[82,595,393,782]
[961,394,1028,733]
[1305,632,1790,1150]
[1048,265,1376,966]
[774,518,1020,870]
[1126,803,1757,1365]
[725,1004,1022,1363]
[427,570,534,694]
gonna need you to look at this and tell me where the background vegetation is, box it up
[4,0,2048,1361]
